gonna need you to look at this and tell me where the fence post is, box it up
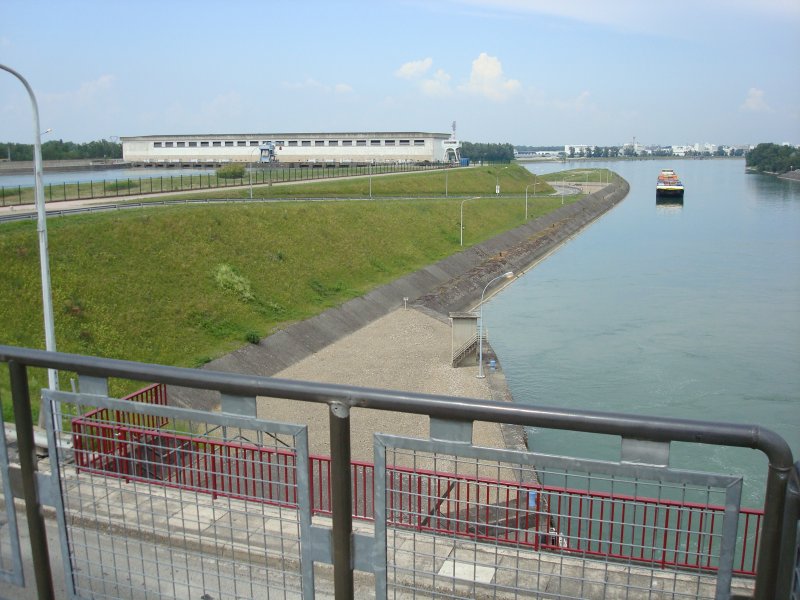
[329,402,354,599]
[8,360,55,600]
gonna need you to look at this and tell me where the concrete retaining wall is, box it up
[169,178,630,409]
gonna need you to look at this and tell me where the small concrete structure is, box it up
[450,311,479,367]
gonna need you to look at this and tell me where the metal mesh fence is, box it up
[0,398,24,586]
[375,436,746,600]
[44,389,312,600]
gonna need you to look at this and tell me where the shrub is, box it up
[216,163,246,179]
[245,331,261,344]
[214,264,254,302]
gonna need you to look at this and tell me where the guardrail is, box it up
[69,383,765,577]
[0,162,447,207]
[0,345,795,599]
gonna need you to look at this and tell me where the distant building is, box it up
[121,131,458,167]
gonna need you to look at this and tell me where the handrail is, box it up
[0,344,794,599]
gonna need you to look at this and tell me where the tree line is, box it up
[460,142,515,163]
[0,139,122,161]
[745,143,799,174]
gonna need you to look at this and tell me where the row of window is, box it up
[152,139,427,149]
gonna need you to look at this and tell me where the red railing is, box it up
[69,388,764,577]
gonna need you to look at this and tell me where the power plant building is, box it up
[121,132,460,167]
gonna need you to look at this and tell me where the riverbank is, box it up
[168,177,630,454]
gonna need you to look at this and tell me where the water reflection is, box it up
[655,195,684,215]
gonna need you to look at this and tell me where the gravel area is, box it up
[256,307,502,460]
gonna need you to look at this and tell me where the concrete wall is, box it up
[169,178,630,410]
[121,132,452,165]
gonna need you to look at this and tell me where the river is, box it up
[0,166,216,188]
[487,158,799,506]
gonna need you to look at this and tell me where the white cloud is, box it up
[553,90,595,112]
[333,83,353,94]
[449,0,800,36]
[740,87,772,112]
[459,53,520,101]
[395,58,433,79]
[420,69,453,97]
[200,91,243,119]
[43,75,115,106]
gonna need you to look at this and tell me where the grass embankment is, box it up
[0,166,609,420]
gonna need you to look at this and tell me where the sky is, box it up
[1,0,799,147]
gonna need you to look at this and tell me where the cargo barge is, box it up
[656,169,685,197]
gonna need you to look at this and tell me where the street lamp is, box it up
[1,64,58,392]
[476,271,514,378]
[495,165,508,196]
[524,177,537,221]
[459,196,477,247]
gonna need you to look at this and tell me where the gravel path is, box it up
[256,307,502,460]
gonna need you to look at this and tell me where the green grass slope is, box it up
[0,166,603,418]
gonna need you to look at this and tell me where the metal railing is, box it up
[0,344,795,599]
[0,162,448,207]
[69,386,766,578]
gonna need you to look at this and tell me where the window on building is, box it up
[153,142,162,148]
[249,141,259,146]
[212,141,221,147]
[176,142,186,147]
[315,140,324,146]
[225,141,234,147]
[328,140,338,146]
[301,140,311,147]
[188,141,197,147]
[356,140,366,146]
[399,140,410,146]
[414,140,425,146]
[342,140,353,146]
[288,140,298,146]
[165,142,174,147]
[370,140,381,146]
[237,141,246,147]
[200,141,209,147]
[274,141,284,145]
[384,140,395,146]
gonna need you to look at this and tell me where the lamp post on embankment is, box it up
[1,64,58,393]
[477,271,514,378]
[525,177,537,221]
[460,196,478,247]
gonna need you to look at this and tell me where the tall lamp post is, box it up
[524,177,537,221]
[1,64,58,392]
[459,197,476,247]
[476,271,514,378]
[495,165,508,196]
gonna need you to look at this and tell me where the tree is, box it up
[0,139,122,161]
[746,143,799,174]
[460,142,515,163]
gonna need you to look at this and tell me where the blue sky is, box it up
[1,0,798,146]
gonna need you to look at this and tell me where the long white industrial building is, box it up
[121,132,461,167]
